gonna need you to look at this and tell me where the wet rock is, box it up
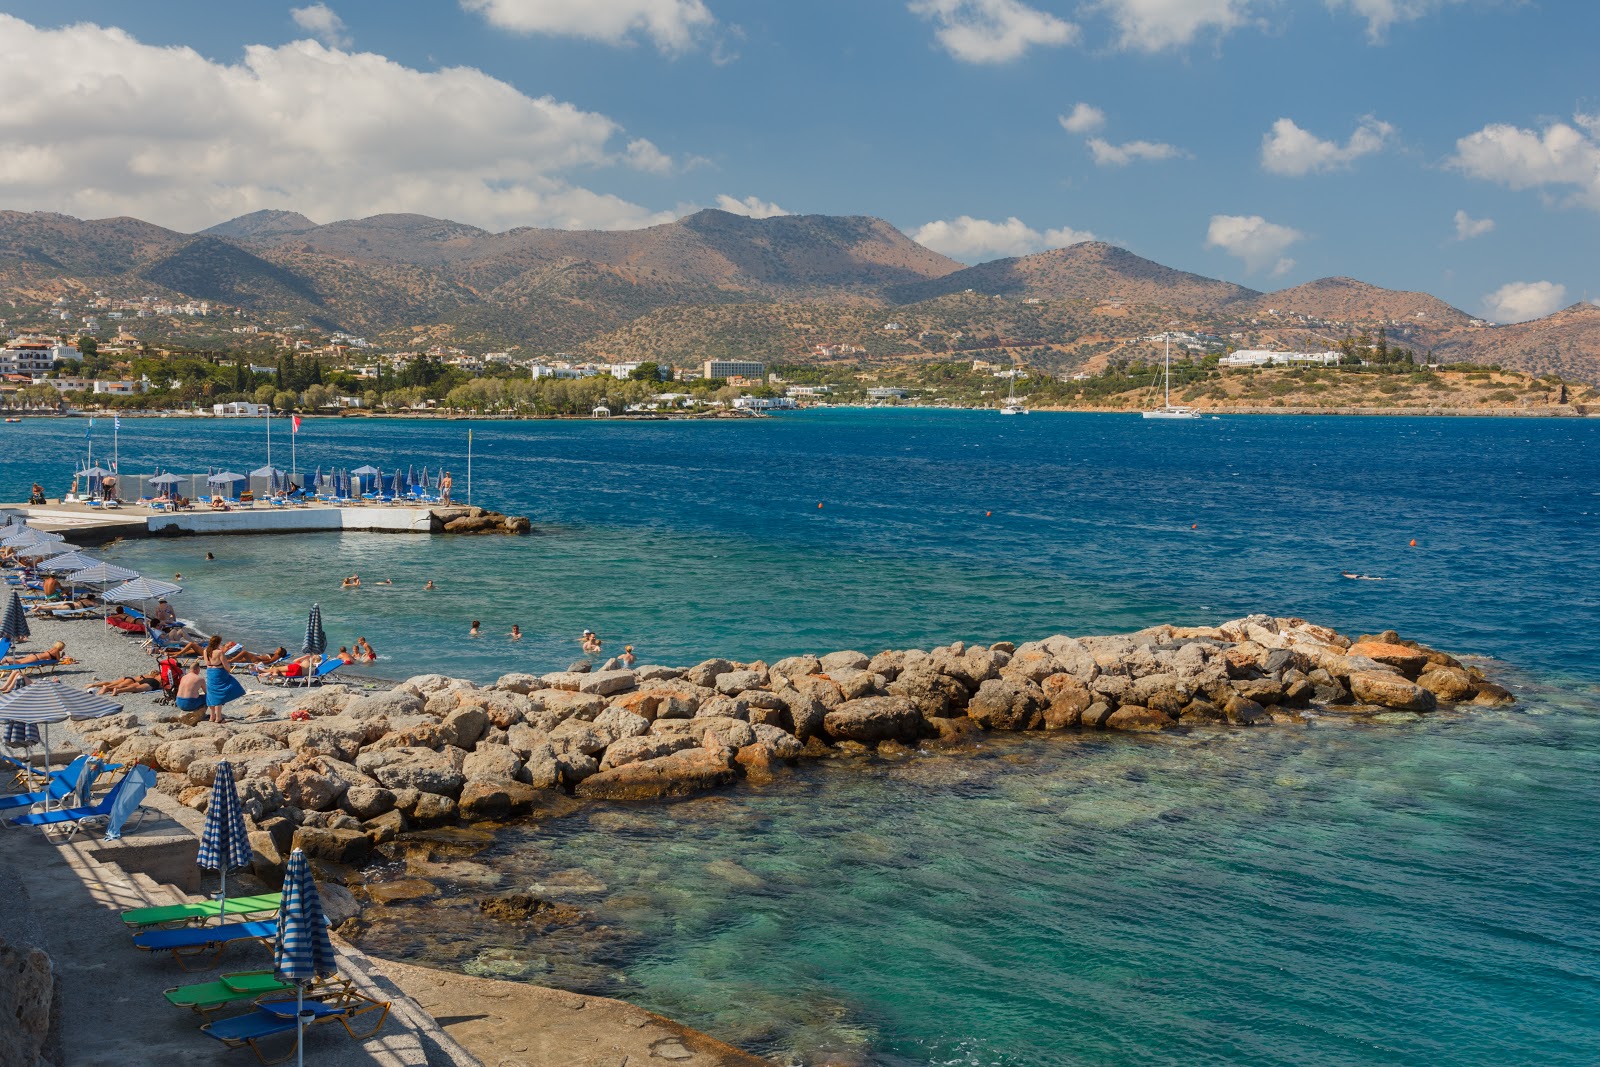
[575,747,739,800]
[1348,671,1437,712]
[291,826,371,866]
[458,776,541,820]
[366,878,437,904]
[824,696,924,742]
[1042,680,1092,729]
[408,792,458,827]
[598,734,700,770]
[1418,665,1473,703]
[1224,694,1270,725]
[1106,707,1177,732]
[1470,682,1516,706]
[478,894,588,929]
[362,809,407,843]
[735,743,775,781]
[1080,702,1114,729]
[927,715,984,747]
[1178,698,1226,724]
[774,688,827,740]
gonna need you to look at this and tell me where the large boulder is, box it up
[356,747,467,796]
[1349,672,1437,712]
[1040,675,1092,729]
[824,696,923,743]
[578,670,637,696]
[1346,641,1430,679]
[493,672,542,694]
[154,737,223,774]
[286,722,366,762]
[714,669,764,695]
[750,723,805,760]
[771,654,821,681]
[887,666,969,719]
[696,694,749,721]
[819,650,869,673]
[462,747,523,782]
[773,688,826,740]
[592,707,651,744]
[654,716,756,751]
[686,659,735,688]
[520,743,562,791]
[343,688,426,721]
[788,673,845,710]
[458,777,541,821]
[825,668,882,700]
[222,732,282,757]
[290,826,370,866]
[531,690,606,723]
[438,706,489,750]
[549,720,610,757]
[598,734,701,770]
[339,784,395,821]
[575,747,739,800]
[279,766,347,812]
[1105,707,1177,732]
[1417,665,1473,703]
[966,678,1047,731]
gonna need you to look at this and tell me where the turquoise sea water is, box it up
[6,411,1599,1064]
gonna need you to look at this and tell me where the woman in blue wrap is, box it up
[203,634,245,723]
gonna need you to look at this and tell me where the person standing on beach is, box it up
[203,635,246,724]
[439,471,453,504]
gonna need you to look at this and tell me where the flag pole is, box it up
[467,429,473,506]
[265,409,272,470]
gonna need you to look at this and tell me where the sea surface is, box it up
[6,410,1599,1065]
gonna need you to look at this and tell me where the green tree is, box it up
[629,361,661,381]
[76,334,98,358]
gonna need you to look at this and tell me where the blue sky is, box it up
[0,1,1595,321]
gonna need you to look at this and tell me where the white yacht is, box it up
[1142,333,1200,419]
[1000,369,1027,415]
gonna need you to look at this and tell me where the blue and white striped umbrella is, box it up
[197,760,252,925]
[302,604,326,656]
[275,847,338,1067]
[0,682,121,797]
[1,589,31,642]
[66,562,140,585]
[38,550,101,574]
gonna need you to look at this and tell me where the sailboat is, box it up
[1142,333,1199,419]
[1000,369,1027,415]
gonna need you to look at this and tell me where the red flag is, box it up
[292,415,302,434]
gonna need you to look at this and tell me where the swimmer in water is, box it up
[425,580,435,591]
[510,624,522,640]
[469,620,481,637]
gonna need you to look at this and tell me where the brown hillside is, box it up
[1253,277,1472,327]
[888,242,1260,309]
[1433,303,1600,383]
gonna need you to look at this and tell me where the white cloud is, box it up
[909,0,1078,63]
[1206,213,1303,274]
[1326,0,1466,42]
[290,3,351,49]
[1087,137,1186,166]
[912,216,1094,261]
[1260,116,1393,176]
[714,195,789,219]
[623,138,675,174]
[1482,281,1567,323]
[461,0,715,54]
[1059,103,1105,135]
[1092,0,1254,52]
[0,15,680,233]
[1452,209,1494,241]
[1450,115,1600,212]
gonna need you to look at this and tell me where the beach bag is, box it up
[158,656,182,691]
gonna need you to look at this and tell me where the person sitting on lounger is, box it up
[89,671,163,696]
[150,599,178,627]
[40,575,62,600]
[228,645,287,666]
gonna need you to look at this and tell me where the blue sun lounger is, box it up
[9,764,153,838]
[259,657,345,688]
[201,989,390,1064]
[133,919,277,971]
[0,754,117,812]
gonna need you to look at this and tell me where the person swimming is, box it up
[1341,571,1386,581]
[425,579,435,590]
[470,620,481,637]
[341,574,361,588]
[354,637,376,662]
[509,624,522,640]
[375,578,393,586]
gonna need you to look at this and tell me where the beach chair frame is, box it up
[201,988,391,1064]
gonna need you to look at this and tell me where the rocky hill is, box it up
[0,207,1595,380]
[890,242,1259,309]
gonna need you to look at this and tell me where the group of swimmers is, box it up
[342,575,435,591]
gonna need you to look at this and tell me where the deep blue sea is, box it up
[7,411,1599,1065]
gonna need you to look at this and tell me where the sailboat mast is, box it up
[1164,334,1171,407]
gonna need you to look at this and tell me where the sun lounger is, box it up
[201,988,390,1064]
[123,892,282,930]
[0,655,61,676]
[164,970,353,1018]
[9,764,153,838]
[133,919,277,971]
[0,754,115,811]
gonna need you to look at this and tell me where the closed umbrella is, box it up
[274,848,338,1067]
[302,604,326,657]
[0,681,122,800]
[1,719,40,748]
[197,760,252,926]
[405,465,416,496]
[1,589,30,642]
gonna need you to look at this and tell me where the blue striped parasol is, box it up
[2,719,41,746]
[302,604,326,657]
[1,589,31,642]
[0,682,121,800]
[197,760,252,926]
[274,848,338,1067]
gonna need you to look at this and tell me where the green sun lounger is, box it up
[122,892,282,930]
[164,970,355,1017]
[132,919,277,971]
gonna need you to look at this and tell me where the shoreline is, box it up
[16,605,1520,1062]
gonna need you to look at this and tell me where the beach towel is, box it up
[205,667,246,707]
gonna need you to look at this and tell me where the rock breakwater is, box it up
[76,615,1512,874]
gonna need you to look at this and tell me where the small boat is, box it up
[1142,334,1200,420]
[4,417,20,423]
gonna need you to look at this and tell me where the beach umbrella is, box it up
[311,466,322,496]
[302,604,326,657]
[1,589,30,642]
[1,719,40,748]
[66,562,140,586]
[15,541,80,560]
[148,473,184,484]
[4,528,63,548]
[197,760,252,926]
[350,464,380,475]
[405,465,416,495]
[391,469,403,499]
[0,681,122,798]
[37,550,101,574]
[103,577,182,628]
[80,466,114,478]
[274,848,338,1067]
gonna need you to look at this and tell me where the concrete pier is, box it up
[1,501,480,544]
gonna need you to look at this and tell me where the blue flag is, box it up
[114,414,121,430]
[85,417,93,439]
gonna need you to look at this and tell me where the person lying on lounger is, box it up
[228,645,287,665]
[252,653,319,679]
[3,641,67,666]
[88,671,163,696]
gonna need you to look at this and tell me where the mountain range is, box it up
[1,208,1594,382]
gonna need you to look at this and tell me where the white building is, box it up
[213,401,271,417]
[866,387,908,400]
[733,396,797,411]
[1,338,80,375]
[1219,349,1342,368]
[609,362,644,379]
[703,359,765,380]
